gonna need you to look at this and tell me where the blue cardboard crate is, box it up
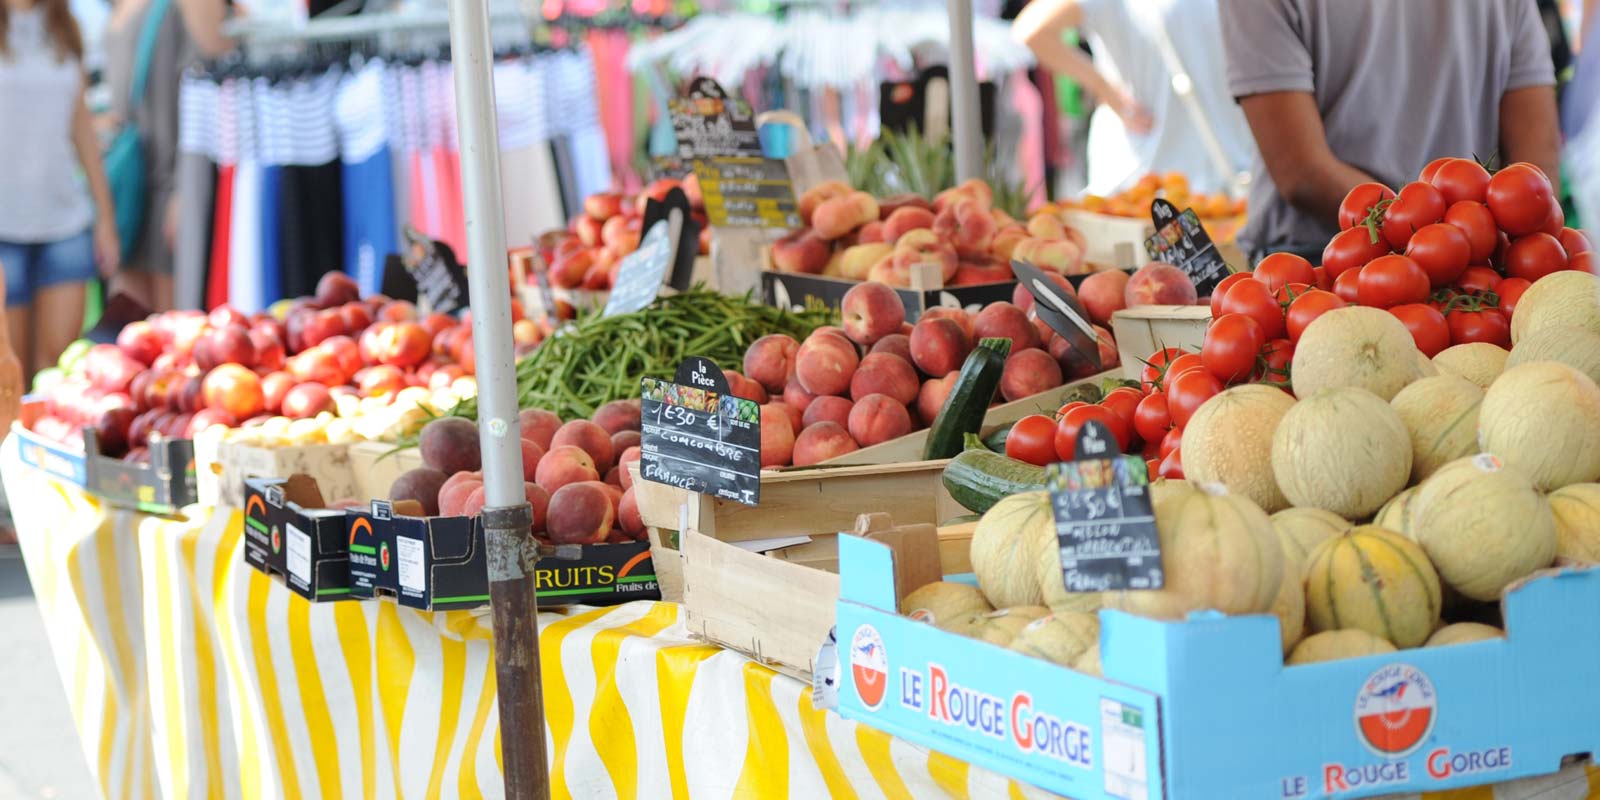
[835,534,1600,799]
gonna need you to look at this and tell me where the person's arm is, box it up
[1238,91,1378,227]
[0,267,21,433]
[175,0,233,59]
[1012,0,1152,133]
[1499,85,1561,178]
[71,85,120,278]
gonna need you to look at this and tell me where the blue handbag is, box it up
[103,0,172,256]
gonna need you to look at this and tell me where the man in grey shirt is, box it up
[1220,0,1560,263]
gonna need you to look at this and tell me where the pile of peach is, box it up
[713,279,1121,467]
[770,180,1092,288]
[538,177,712,293]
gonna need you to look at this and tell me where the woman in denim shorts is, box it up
[0,0,120,379]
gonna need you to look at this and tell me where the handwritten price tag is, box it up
[638,357,762,505]
[1047,420,1164,593]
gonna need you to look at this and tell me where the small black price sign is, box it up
[603,219,674,317]
[668,77,763,160]
[1144,198,1231,297]
[639,357,762,505]
[695,156,801,229]
[399,226,469,315]
[1012,259,1101,373]
[1048,420,1163,593]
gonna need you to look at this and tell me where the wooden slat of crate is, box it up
[194,427,358,509]
[1109,305,1212,380]
[347,440,426,502]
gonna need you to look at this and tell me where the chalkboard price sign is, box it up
[1144,198,1231,297]
[1047,420,1164,593]
[639,357,763,505]
[399,226,469,315]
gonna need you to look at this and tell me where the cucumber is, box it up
[923,337,1013,460]
[942,448,1049,514]
[981,423,1013,453]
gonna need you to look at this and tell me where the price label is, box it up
[1012,259,1100,372]
[603,220,674,317]
[1048,421,1163,593]
[639,357,762,505]
[695,156,801,229]
[668,77,763,160]
[1144,199,1231,297]
[399,226,469,315]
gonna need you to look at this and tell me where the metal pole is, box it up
[946,0,983,182]
[446,0,550,797]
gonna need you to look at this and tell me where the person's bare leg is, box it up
[32,281,85,376]
[7,305,31,380]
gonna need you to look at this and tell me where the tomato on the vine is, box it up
[1485,163,1554,236]
[1323,226,1390,279]
[1253,253,1316,293]
[1005,414,1058,466]
[1285,289,1346,342]
[1202,313,1265,383]
[1164,353,1206,382]
[1311,265,1332,290]
[1442,201,1499,264]
[1133,391,1172,444]
[1159,426,1182,460]
[1273,281,1313,307]
[1209,272,1255,318]
[1448,306,1511,347]
[1503,232,1569,282]
[1389,303,1450,356]
[1572,251,1595,274]
[1057,400,1088,418]
[1338,182,1397,230]
[1158,446,1184,479]
[1359,255,1431,308]
[1559,227,1593,257]
[1455,266,1502,294]
[1382,182,1448,250]
[1427,158,1491,205]
[1254,338,1294,384]
[1496,277,1531,317]
[1139,348,1185,394]
[1218,277,1286,340]
[1418,158,1452,183]
[1333,267,1362,303]
[1403,223,1471,287]
[1166,369,1222,428]
[1054,404,1131,461]
[1540,194,1566,236]
[1100,387,1143,436]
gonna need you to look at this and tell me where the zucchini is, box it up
[942,448,1048,514]
[981,423,1013,453]
[923,337,1013,459]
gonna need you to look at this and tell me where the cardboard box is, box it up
[762,268,1019,322]
[14,400,197,513]
[12,412,88,489]
[1062,210,1156,270]
[837,534,1600,799]
[241,475,353,602]
[346,440,425,505]
[194,426,358,508]
[1109,305,1211,381]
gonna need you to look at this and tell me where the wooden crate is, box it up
[193,427,358,508]
[1109,305,1212,380]
[1062,210,1155,270]
[347,440,425,502]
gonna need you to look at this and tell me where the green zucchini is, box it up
[981,423,1013,453]
[942,448,1049,514]
[923,337,1013,459]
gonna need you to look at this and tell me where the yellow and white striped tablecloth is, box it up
[6,440,1599,800]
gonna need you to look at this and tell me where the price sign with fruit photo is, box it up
[1144,199,1231,297]
[397,227,469,316]
[639,356,762,505]
[1047,420,1163,593]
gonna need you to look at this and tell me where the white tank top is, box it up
[0,8,93,243]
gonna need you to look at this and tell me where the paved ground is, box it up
[0,552,95,799]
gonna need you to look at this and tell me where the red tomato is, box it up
[1139,347,1185,394]
[1503,232,1570,282]
[1338,182,1397,230]
[1100,387,1143,437]
[1485,163,1554,236]
[1133,391,1172,444]
[1559,227,1593,257]
[1273,282,1314,306]
[1202,313,1265,383]
[1442,201,1499,264]
[1209,272,1255,318]
[1056,400,1088,418]
[1165,353,1206,382]
[1496,277,1531,317]
[1218,278,1287,340]
[1285,289,1347,342]
[1493,231,1512,267]
[1403,223,1471,287]
[1540,194,1566,236]
[1253,253,1316,293]
[1322,226,1391,279]
[1333,266,1363,303]
[1418,158,1453,183]
[1456,266,1502,294]
[1311,265,1332,290]
[1054,404,1131,461]
[1166,369,1222,429]
[1573,251,1596,274]
[1448,308,1511,347]
[1358,255,1431,308]
[1159,426,1182,460]
[1005,415,1058,466]
[1382,182,1448,250]
[1389,303,1450,356]
[1254,338,1294,384]
[1427,158,1491,205]
[1158,446,1185,479]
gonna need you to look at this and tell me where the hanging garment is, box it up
[278,161,344,299]
[337,58,399,295]
[227,161,262,311]
[206,163,233,309]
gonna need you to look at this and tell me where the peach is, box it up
[552,419,615,472]
[813,191,880,240]
[610,429,641,458]
[759,403,796,467]
[550,249,594,289]
[1011,271,1077,314]
[869,333,913,364]
[1029,315,1054,345]
[1125,262,1199,306]
[866,257,910,287]
[991,225,1029,261]
[1000,349,1065,402]
[1014,237,1087,276]
[847,393,913,446]
[439,473,482,517]
[795,334,860,396]
[460,486,488,518]
[838,243,893,281]
[798,180,852,225]
[419,417,482,474]
[1094,324,1120,372]
[390,467,449,516]
[721,370,769,404]
[882,207,937,243]
[992,208,1018,228]
[841,281,906,346]
[802,395,853,430]
[535,445,599,494]
[849,352,920,405]
[765,401,803,438]
[821,249,847,278]
[593,398,642,435]
[792,421,860,466]
[618,487,645,538]
[933,200,997,257]
[1055,326,1120,378]
[857,221,885,245]
[525,482,551,532]
[584,191,624,221]
[1026,213,1069,241]
[517,408,561,449]
[743,333,800,395]
[772,228,831,274]
[546,482,615,544]
[974,302,1041,351]
[519,438,546,482]
[618,445,642,490]
[909,317,972,377]
[782,374,816,413]
[892,229,959,282]
[916,372,959,426]
[952,263,1014,285]
[933,182,990,214]
[878,193,933,218]
[920,307,976,341]
[1077,269,1131,325]
[583,479,624,517]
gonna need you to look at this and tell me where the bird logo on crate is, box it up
[850,625,889,710]
[1353,664,1437,757]
[380,541,392,572]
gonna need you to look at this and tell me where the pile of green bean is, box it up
[453,290,834,422]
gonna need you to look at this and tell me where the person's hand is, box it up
[93,216,120,278]
[0,348,23,435]
[1108,86,1154,135]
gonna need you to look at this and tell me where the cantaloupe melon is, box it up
[1479,362,1600,490]
[1104,485,1283,619]
[1371,487,1419,538]
[1506,324,1600,385]
[1389,375,1484,484]
[970,492,1055,608]
[901,582,993,629]
[1180,384,1296,512]
[1270,507,1351,572]
[1305,526,1442,648]
[1286,629,1398,665]
[973,606,1051,646]
[1272,545,1306,654]
[1415,349,1440,377]
[1510,270,1600,344]
[1291,306,1422,401]
[1412,455,1557,601]
[1424,622,1503,647]
[1432,342,1509,389]
[1547,483,1600,562]
[1072,643,1102,676]
[1271,387,1413,518]
[1150,478,1195,510]
[1009,612,1100,667]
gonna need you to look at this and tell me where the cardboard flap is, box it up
[282,473,327,510]
[852,513,940,608]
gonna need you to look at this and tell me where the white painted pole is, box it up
[946,0,983,182]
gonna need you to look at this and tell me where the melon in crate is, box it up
[1411,454,1557,601]
[1008,611,1100,667]
[1270,507,1351,574]
[1547,483,1600,562]
[1506,324,1600,385]
[969,491,1056,609]
[1432,342,1508,389]
[1425,622,1503,648]
[1304,525,1441,648]
[1291,306,1421,401]
[1389,375,1484,484]
[1180,384,1296,512]
[1271,387,1412,519]
[1478,362,1600,490]
[900,581,993,629]
[1288,629,1398,665]
[1510,270,1600,344]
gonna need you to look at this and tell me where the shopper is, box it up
[1221,0,1562,263]
[1011,0,1256,195]
[0,0,119,379]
